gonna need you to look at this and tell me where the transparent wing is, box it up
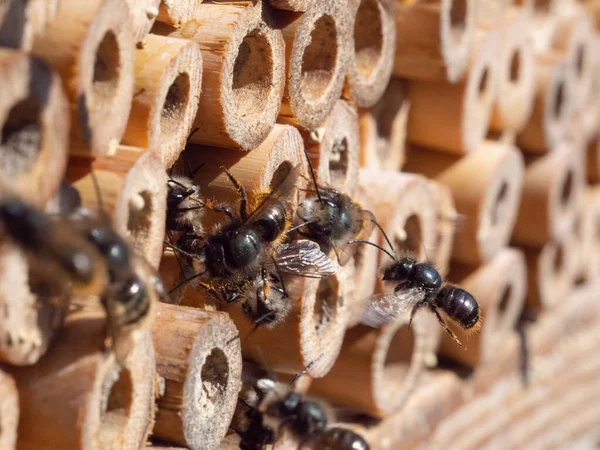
[360,289,426,327]
[269,239,339,278]
[245,164,301,225]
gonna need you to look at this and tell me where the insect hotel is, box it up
[0,0,599,449]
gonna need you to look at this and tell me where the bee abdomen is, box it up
[312,427,369,450]
[436,286,480,329]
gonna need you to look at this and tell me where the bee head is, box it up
[87,226,131,277]
[383,257,416,282]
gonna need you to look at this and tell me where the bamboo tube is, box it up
[0,49,70,207]
[441,248,527,368]
[551,14,595,112]
[6,305,156,450]
[0,0,58,50]
[153,1,285,150]
[0,370,18,450]
[0,241,67,366]
[406,30,501,155]
[429,181,456,278]
[512,144,584,248]
[224,260,353,378]
[344,0,396,108]
[157,0,202,28]
[524,230,578,309]
[404,141,525,265]
[266,0,315,11]
[66,146,168,269]
[123,35,202,169]
[125,0,160,45]
[358,169,437,269]
[151,304,242,450]
[359,78,409,171]
[309,308,434,417]
[476,0,510,27]
[516,53,573,154]
[303,100,360,195]
[489,8,537,134]
[393,0,476,83]
[577,186,600,282]
[277,0,351,130]
[31,0,135,156]
[576,41,600,144]
[587,136,600,183]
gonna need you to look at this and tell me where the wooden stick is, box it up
[0,0,59,50]
[67,146,168,269]
[302,100,360,195]
[266,0,315,12]
[0,369,18,450]
[0,241,67,366]
[344,0,396,108]
[512,143,584,248]
[489,7,537,134]
[404,141,525,265]
[151,304,242,450]
[516,52,573,154]
[524,230,578,309]
[277,0,351,130]
[358,169,437,265]
[359,78,409,171]
[5,304,156,450]
[309,308,434,417]
[31,0,135,156]
[153,1,285,150]
[406,30,501,154]
[125,0,160,45]
[123,35,203,168]
[393,0,476,82]
[442,248,527,368]
[0,49,70,207]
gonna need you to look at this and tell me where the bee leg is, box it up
[408,300,427,328]
[222,167,249,221]
[430,306,464,348]
[260,267,270,300]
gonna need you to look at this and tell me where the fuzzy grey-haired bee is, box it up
[294,151,375,265]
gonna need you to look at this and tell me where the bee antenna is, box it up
[256,346,279,383]
[289,353,324,386]
[348,239,396,262]
[186,127,200,143]
[303,149,323,203]
[370,219,397,256]
[189,156,211,177]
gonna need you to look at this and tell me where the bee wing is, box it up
[336,209,377,266]
[244,164,301,225]
[360,289,426,327]
[270,240,339,278]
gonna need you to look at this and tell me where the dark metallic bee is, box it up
[166,174,206,236]
[0,193,163,363]
[170,166,338,327]
[295,150,375,265]
[234,361,369,450]
[359,223,481,347]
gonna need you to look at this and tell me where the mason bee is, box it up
[170,166,338,320]
[234,360,369,450]
[0,193,164,363]
[359,222,481,347]
[295,151,375,265]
